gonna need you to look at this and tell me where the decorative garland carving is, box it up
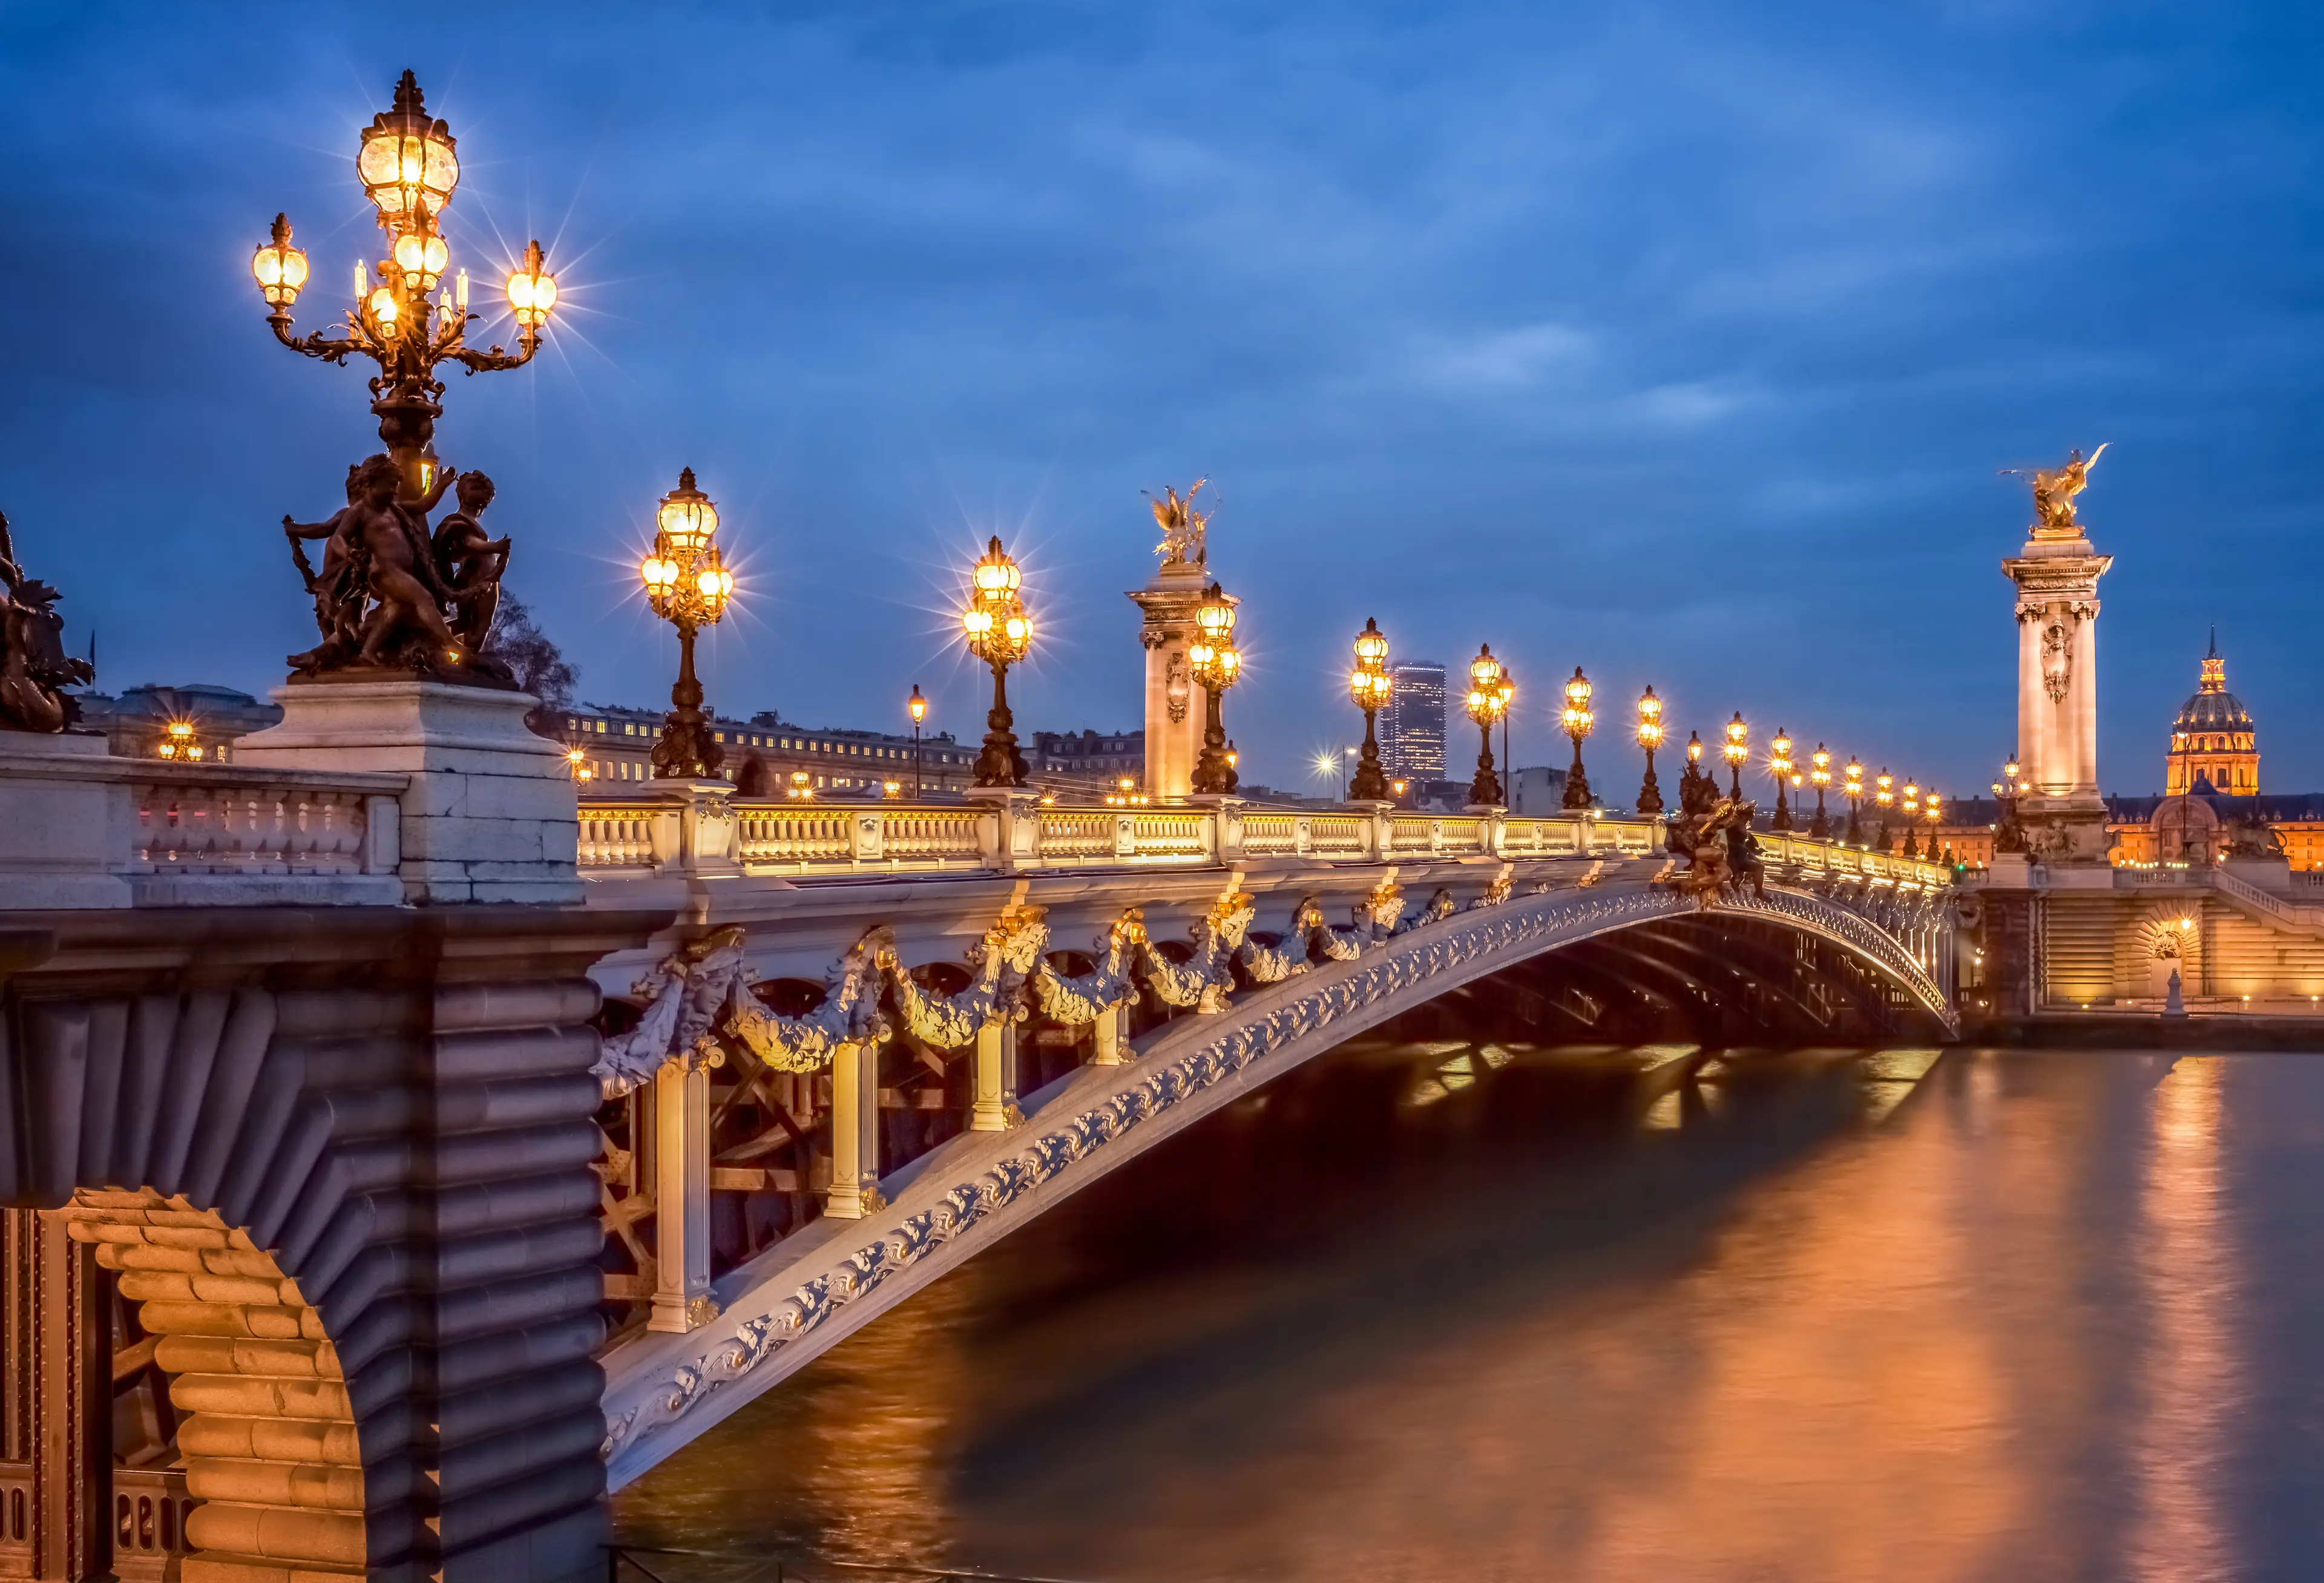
[1034,908,1146,1024]
[886,902,1052,1048]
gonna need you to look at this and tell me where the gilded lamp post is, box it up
[1465,646,1508,808]
[1901,780,1922,857]
[1809,743,1831,838]
[1723,712,1748,799]
[1770,728,1794,831]
[1844,757,1865,844]
[1635,686,1665,815]
[1561,667,1595,810]
[1875,769,1895,850]
[1925,791,1945,864]
[962,537,1034,788]
[251,73,557,511]
[638,470,734,779]
[1189,583,1243,795]
[1348,618,1393,802]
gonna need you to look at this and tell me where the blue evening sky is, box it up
[2,2,2319,796]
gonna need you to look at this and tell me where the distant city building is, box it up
[2165,634,2257,796]
[560,705,968,796]
[1506,765,1572,816]
[76,683,281,763]
[1028,729,1145,798]
[1384,661,1446,781]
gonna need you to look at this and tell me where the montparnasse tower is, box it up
[2165,631,2258,796]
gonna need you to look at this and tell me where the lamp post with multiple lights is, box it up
[1900,780,1922,857]
[1723,712,1748,800]
[1925,790,1945,864]
[1188,584,1242,796]
[1770,727,1794,831]
[1844,758,1865,844]
[1348,618,1393,802]
[1809,744,1831,838]
[1635,686,1665,815]
[637,470,734,779]
[1464,646,1508,808]
[1875,769,1895,849]
[249,72,559,506]
[1561,668,1595,809]
[961,537,1034,788]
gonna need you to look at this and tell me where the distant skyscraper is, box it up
[1385,661,1446,781]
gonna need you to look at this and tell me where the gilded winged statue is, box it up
[1147,478,1211,567]
[2003,443,2107,535]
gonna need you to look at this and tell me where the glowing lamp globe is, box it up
[506,240,558,328]
[356,72,460,227]
[251,214,310,307]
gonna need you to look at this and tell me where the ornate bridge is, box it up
[0,738,1954,1580]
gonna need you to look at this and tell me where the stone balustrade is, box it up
[575,785,1958,888]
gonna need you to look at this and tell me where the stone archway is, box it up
[64,1188,364,1578]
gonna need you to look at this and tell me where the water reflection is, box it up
[618,1043,2324,1582]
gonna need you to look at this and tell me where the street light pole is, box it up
[1809,744,1831,838]
[1635,686,1665,815]
[1561,667,1595,810]
[1770,728,1794,831]
[637,470,734,778]
[1724,712,1748,801]
[908,684,927,799]
[1348,618,1392,802]
[1465,646,1508,808]
[961,537,1033,788]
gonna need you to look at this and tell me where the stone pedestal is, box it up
[1128,562,1221,801]
[964,785,1043,871]
[233,680,581,903]
[0,732,133,909]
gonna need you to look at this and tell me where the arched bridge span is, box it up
[600,877,1954,1485]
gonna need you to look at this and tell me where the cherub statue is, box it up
[0,511,96,732]
[335,455,461,670]
[1147,477,1211,567]
[284,460,368,670]
[431,470,510,653]
[2003,444,2107,536]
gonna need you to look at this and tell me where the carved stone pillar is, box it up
[1089,1001,1127,1066]
[970,1018,1019,1132]
[0,1210,108,1582]
[824,1042,883,1221]
[649,1057,715,1334]
[1128,562,1214,801]
[2003,518,2112,863]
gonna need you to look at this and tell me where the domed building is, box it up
[2165,633,2257,796]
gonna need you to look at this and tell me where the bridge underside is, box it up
[602,880,1952,1485]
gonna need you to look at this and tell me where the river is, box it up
[614,1039,2324,1581]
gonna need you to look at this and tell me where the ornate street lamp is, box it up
[1635,686,1665,815]
[1874,769,1895,849]
[1561,667,1595,810]
[156,720,205,761]
[1684,730,1705,812]
[638,470,734,778]
[1347,618,1394,802]
[1723,712,1748,799]
[1900,780,1922,857]
[1187,583,1242,795]
[1465,645,1508,808]
[961,536,1034,787]
[1925,790,1945,864]
[1769,727,1794,831]
[907,684,928,799]
[1844,757,1865,844]
[1993,753,2029,854]
[251,73,557,508]
[1809,743,1832,838]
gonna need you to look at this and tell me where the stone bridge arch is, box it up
[1,907,657,1583]
[601,879,1954,1484]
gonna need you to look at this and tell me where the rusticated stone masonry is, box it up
[0,905,665,1583]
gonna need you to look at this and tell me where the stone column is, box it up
[971,1017,1019,1131]
[1089,1001,1127,1066]
[1128,562,1218,801]
[2003,523,2113,862]
[649,1057,715,1334]
[0,1209,108,1582]
[824,1042,883,1220]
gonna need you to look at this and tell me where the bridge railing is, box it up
[577,785,1957,888]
